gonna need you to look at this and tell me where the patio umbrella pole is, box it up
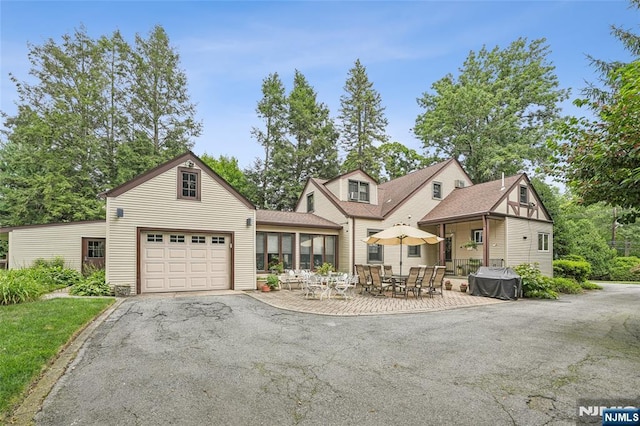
[399,236,404,277]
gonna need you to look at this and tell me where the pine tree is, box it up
[248,73,289,209]
[338,59,388,179]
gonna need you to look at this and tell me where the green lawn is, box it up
[0,297,115,417]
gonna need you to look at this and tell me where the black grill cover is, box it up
[468,267,522,300]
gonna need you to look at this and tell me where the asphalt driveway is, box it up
[35,284,640,425]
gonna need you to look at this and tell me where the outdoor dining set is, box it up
[277,264,446,301]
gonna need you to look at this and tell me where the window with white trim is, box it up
[211,236,225,244]
[472,229,483,244]
[191,236,206,244]
[538,233,549,252]
[170,235,185,243]
[87,240,105,258]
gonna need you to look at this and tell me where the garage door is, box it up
[141,231,231,293]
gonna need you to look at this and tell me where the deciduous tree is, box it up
[415,38,568,183]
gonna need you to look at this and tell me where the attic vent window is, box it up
[455,180,465,188]
[177,167,201,201]
[519,185,528,205]
[433,182,442,199]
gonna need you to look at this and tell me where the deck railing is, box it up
[443,258,504,275]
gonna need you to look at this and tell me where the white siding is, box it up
[106,165,255,293]
[7,221,106,271]
[505,217,553,276]
[299,184,351,272]
[355,162,470,270]
[332,171,378,204]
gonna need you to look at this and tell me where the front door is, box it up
[444,236,453,273]
[82,237,106,273]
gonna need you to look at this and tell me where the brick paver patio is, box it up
[248,285,508,316]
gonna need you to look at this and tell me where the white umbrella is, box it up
[362,223,444,276]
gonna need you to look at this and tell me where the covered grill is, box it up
[468,267,522,300]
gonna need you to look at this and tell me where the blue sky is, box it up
[1,1,637,169]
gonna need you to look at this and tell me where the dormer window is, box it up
[178,167,201,201]
[348,180,369,203]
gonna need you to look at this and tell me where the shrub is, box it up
[0,269,47,305]
[514,263,558,299]
[553,259,591,283]
[552,277,583,294]
[70,269,111,296]
[36,266,82,289]
[561,254,586,262]
[580,281,603,290]
[266,274,279,290]
[32,256,66,269]
[316,262,334,275]
[609,256,640,282]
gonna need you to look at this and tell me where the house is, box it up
[0,151,553,294]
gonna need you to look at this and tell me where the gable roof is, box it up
[256,210,342,230]
[418,173,551,224]
[103,151,255,210]
[300,160,455,220]
[377,160,455,217]
[322,167,379,186]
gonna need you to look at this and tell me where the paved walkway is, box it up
[247,286,507,315]
[43,284,508,316]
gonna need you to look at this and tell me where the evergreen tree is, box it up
[338,59,388,179]
[123,25,200,181]
[0,25,201,226]
[284,70,339,208]
[248,73,289,209]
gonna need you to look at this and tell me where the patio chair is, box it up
[333,273,356,300]
[303,274,331,300]
[382,265,394,284]
[355,264,373,294]
[392,266,422,298]
[427,266,446,298]
[278,269,297,291]
[369,265,388,295]
[414,266,435,299]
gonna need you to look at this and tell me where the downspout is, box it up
[351,217,356,274]
[483,214,490,267]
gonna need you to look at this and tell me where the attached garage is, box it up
[140,231,231,293]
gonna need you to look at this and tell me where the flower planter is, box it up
[459,283,468,293]
[114,285,131,297]
[261,284,271,292]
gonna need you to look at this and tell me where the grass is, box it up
[0,297,115,417]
